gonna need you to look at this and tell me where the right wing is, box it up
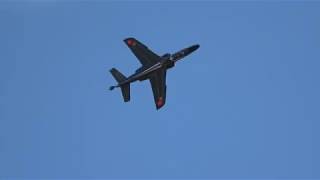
[149,68,167,110]
[124,37,160,67]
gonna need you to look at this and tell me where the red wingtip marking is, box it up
[127,39,136,46]
[157,97,164,107]
[127,39,133,45]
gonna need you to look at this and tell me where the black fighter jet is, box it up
[109,37,199,110]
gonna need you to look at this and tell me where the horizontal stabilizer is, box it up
[110,68,127,83]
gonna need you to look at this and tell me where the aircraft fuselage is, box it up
[118,44,199,86]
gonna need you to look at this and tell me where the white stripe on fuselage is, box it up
[141,62,162,75]
[132,62,162,79]
[119,62,162,86]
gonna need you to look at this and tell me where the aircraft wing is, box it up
[149,68,167,109]
[124,37,160,66]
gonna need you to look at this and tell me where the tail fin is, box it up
[119,84,130,102]
[109,68,130,102]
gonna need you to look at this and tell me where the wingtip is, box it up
[124,37,135,42]
[156,105,164,110]
[124,37,138,46]
[156,103,165,110]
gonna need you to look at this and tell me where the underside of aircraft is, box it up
[110,37,199,110]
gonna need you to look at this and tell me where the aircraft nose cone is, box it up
[189,44,200,52]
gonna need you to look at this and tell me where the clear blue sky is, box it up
[0,1,319,179]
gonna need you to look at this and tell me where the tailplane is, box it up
[110,68,126,83]
[109,68,130,102]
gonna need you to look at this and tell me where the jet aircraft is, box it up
[110,37,200,109]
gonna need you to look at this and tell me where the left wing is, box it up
[124,37,160,67]
[149,68,167,110]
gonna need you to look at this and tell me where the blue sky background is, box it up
[0,1,320,179]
